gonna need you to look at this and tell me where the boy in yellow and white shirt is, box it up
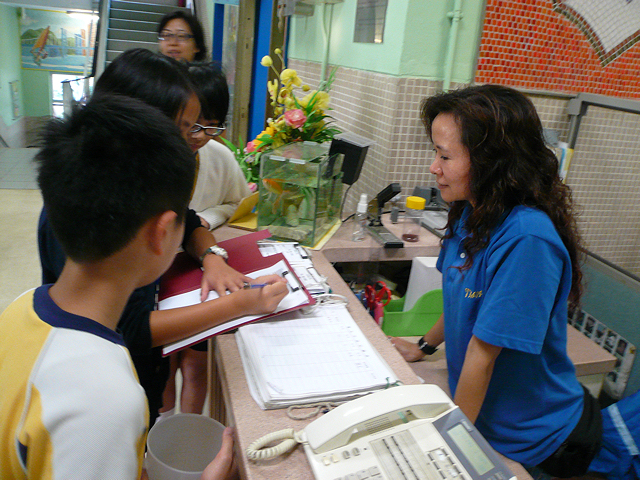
[0,94,194,479]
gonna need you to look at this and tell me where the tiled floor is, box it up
[0,190,42,313]
[0,148,42,311]
[0,147,39,190]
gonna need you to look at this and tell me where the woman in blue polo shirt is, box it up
[392,85,639,478]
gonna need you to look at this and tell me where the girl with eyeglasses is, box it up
[186,62,250,231]
[159,62,252,420]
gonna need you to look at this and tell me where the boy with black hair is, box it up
[0,94,235,479]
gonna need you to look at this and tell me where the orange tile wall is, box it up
[476,0,640,97]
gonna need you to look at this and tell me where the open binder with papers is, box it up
[157,230,315,356]
[236,305,399,409]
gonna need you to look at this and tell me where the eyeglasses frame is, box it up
[189,123,226,137]
[158,32,195,43]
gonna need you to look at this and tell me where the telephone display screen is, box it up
[447,424,494,475]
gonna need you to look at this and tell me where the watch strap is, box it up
[417,337,438,355]
[199,245,228,263]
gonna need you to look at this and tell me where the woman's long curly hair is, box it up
[421,85,583,309]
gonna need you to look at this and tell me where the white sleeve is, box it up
[191,141,251,230]
[32,332,147,480]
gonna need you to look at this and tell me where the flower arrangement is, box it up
[223,48,341,185]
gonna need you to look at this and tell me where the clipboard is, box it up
[157,231,315,355]
[227,192,258,231]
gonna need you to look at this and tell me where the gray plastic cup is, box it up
[146,413,225,480]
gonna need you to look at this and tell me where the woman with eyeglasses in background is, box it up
[157,10,207,62]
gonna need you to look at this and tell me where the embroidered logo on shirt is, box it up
[464,288,482,299]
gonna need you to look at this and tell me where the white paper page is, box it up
[257,241,327,294]
[238,306,397,402]
[159,260,310,355]
[258,241,312,266]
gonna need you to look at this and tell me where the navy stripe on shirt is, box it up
[33,285,126,346]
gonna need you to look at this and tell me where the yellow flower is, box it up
[302,85,310,92]
[298,91,313,109]
[284,97,296,109]
[313,91,330,110]
[281,69,302,87]
[260,55,273,67]
[267,79,278,100]
[300,90,329,111]
[274,48,282,55]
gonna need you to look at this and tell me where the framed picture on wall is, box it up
[20,8,96,74]
[9,81,20,120]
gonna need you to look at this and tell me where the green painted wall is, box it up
[0,5,23,126]
[0,5,52,120]
[22,69,52,117]
[289,0,485,83]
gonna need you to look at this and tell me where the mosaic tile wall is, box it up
[292,60,640,276]
[477,0,640,97]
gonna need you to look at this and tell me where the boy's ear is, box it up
[146,210,179,255]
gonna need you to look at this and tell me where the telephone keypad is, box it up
[331,465,384,480]
[328,436,465,480]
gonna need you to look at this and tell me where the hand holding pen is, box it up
[240,274,289,314]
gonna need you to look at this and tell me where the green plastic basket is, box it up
[381,289,443,337]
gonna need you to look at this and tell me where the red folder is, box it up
[158,230,276,301]
[158,230,315,355]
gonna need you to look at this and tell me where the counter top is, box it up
[319,214,441,263]
[210,220,613,480]
[214,252,532,480]
[211,221,530,479]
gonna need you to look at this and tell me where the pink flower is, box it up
[248,182,257,193]
[284,109,307,129]
[245,140,257,154]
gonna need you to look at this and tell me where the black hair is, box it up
[421,84,583,308]
[36,94,195,263]
[158,10,207,61]
[94,48,195,121]
[187,62,229,123]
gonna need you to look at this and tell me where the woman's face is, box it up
[429,113,474,205]
[175,94,201,143]
[158,18,199,62]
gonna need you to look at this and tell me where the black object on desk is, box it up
[366,183,404,248]
[329,134,372,185]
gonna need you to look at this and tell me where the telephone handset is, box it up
[246,384,516,480]
[303,384,452,453]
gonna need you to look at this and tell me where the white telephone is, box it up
[247,384,516,480]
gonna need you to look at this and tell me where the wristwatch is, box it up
[417,337,438,355]
[199,245,228,263]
